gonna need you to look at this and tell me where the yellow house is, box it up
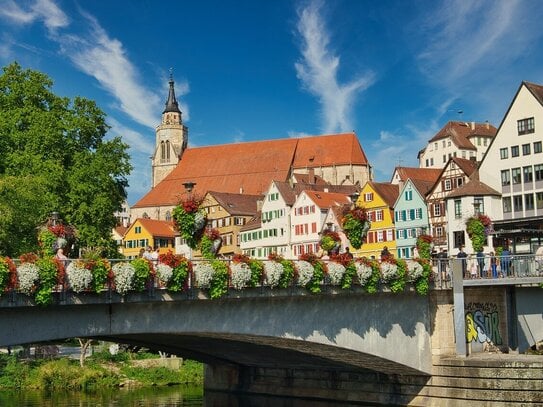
[354,182,399,259]
[122,218,176,259]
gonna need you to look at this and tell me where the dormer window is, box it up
[518,117,535,135]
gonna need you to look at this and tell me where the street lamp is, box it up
[182,181,196,194]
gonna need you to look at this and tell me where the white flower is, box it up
[327,262,346,286]
[264,261,283,288]
[230,262,252,290]
[66,261,92,293]
[407,261,424,281]
[380,261,399,281]
[112,262,135,295]
[17,263,39,295]
[156,263,173,284]
[296,260,314,287]
[194,262,215,288]
[355,262,373,286]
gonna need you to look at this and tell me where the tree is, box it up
[0,62,132,257]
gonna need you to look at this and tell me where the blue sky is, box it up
[1,0,543,205]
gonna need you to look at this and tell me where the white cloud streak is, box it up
[0,0,68,31]
[295,0,375,134]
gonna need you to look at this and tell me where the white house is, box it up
[290,190,350,257]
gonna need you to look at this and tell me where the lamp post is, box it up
[350,192,360,209]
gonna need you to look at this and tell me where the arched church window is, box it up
[142,212,149,219]
[161,141,166,161]
[166,141,171,161]
[165,210,172,221]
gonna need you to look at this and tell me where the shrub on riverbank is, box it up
[0,353,203,390]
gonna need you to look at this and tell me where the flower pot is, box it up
[211,238,222,255]
[193,212,206,233]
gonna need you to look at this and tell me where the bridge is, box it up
[1,258,542,405]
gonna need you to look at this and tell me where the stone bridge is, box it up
[0,287,433,376]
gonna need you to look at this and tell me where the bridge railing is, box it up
[431,254,543,288]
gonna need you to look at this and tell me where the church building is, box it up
[131,78,373,221]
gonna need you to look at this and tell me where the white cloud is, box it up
[287,130,311,138]
[107,117,154,154]
[0,0,68,31]
[294,0,374,134]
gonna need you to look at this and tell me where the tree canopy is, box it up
[0,62,132,257]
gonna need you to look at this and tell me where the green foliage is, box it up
[306,260,325,294]
[199,235,215,260]
[37,229,57,257]
[278,259,295,288]
[89,258,111,293]
[248,259,264,287]
[0,62,131,257]
[169,261,189,292]
[172,206,205,250]
[466,216,486,252]
[342,213,368,249]
[388,260,407,293]
[0,257,13,294]
[178,360,204,385]
[416,234,433,260]
[209,260,228,299]
[341,262,357,289]
[414,260,432,296]
[130,258,152,292]
[364,260,381,294]
[34,257,59,306]
[320,235,336,251]
[0,355,31,388]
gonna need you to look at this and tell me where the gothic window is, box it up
[165,211,172,221]
[166,140,171,160]
[160,141,166,162]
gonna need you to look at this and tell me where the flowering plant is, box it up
[230,262,252,290]
[156,263,173,285]
[268,253,294,288]
[112,262,135,295]
[232,254,263,287]
[35,257,63,306]
[88,258,111,293]
[158,251,190,292]
[416,234,433,260]
[380,258,406,293]
[298,253,326,293]
[466,215,490,252]
[0,257,16,295]
[380,260,399,281]
[406,260,424,281]
[296,260,314,287]
[199,228,222,259]
[193,260,228,298]
[342,206,370,249]
[193,262,215,288]
[172,195,207,249]
[37,217,77,257]
[66,260,93,293]
[319,230,341,252]
[17,262,40,295]
[356,260,374,287]
[263,260,284,288]
[327,262,346,286]
[130,258,153,292]
[411,259,432,295]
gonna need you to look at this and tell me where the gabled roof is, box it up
[303,190,350,210]
[114,225,128,236]
[428,121,497,150]
[410,179,435,197]
[452,157,478,176]
[524,81,543,106]
[392,167,441,184]
[292,172,328,185]
[445,176,501,199]
[133,133,367,208]
[206,191,262,216]
[130,218,175,238]
[274,181,298,206]
[367,182,399,208]
[239,214,261,232]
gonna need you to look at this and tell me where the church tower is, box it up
[152,72,188,187]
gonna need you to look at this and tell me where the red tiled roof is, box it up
[304,190,350,210]
[115,226,128,236]
[133,133,367,208]
[368,182,399,208]
[428,121,497,150]
[393,167,441,184]
[410,179,435,197]
[524,81,543,106]
[207,191,262,216]
[446,178,501,198]
[452,157,478,176]
[136,218,176,237]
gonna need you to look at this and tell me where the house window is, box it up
[425,159,429,167]
[364,192,373,202]
[512,168,521,184]
[462,151,466,158]
[500,148,508,159]
[436,226,444,237]
[135,226,141,234]
[513,195,523,212]
[377,231,384,242]
[376,210,384,221]
[535,164,543,181]
[525,194,535,211]
[453,231,465,248]
[501,170,510,186]
[522,143,531,156]
[444,179,452,191]
[524,166,533,183]
[454,199,462,218]
[387,229,394,241]
[430,158,434,166]
[534,141,542,154]
[433,203,442,217]
[503,197,512,213]
[473,197,484,215]
[416,208,422,219]
[517,117,535,135]
[405,190,413,201]
[537,192,543,209]
[457,177,464,187]
[443,155,446,163]
[511,146,519,157]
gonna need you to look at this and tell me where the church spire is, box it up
[163,69,181,114]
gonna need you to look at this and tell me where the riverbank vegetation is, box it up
[0,349,203,390]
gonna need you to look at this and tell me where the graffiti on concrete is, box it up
[465,302,503,345]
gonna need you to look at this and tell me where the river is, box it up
[0,386,382,406]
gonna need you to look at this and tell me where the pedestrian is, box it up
[489,252,498,278]
[344,247,353,260]
[457,246,468,277]
[412,246,419,259]
[437,248,448,282]
[151,247,160,265]
[476,249,485,278]
[501,247,511,276]
[381,246,391,261]
[143,246,153,260]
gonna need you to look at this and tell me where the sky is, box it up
[1,0,543,205]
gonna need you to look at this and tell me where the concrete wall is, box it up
[515,286,543,352]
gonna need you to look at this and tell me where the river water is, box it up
[0,386,381,406]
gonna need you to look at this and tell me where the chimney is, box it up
[308,168,315,184]
[256,199,263,212]
[485,120,490,129]
[239,187,244,194]
[470,121,475,130]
